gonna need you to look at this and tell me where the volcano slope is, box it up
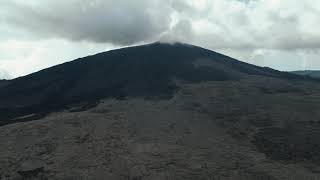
[1,43,320,179]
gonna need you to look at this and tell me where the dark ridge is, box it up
[0,42,316,125]
[291,70,320,79]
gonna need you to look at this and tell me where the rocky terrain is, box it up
[1,43,320,179]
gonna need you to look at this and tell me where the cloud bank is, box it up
[1,0,320,78]
[1,0,172,45]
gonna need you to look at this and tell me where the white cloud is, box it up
[167,0,320,70]
[0,39,116,78]
[171,0,320,51]
[0,69,11,80]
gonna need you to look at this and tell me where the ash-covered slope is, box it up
[1,78,320,180]
[0,42,305,125]
[1,42,320,179]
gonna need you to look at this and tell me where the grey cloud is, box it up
[1,1,173,45]
[160,19,194,43]
[1,0,320,67]
[4,0,320,51]
[171,0,193,13]
[174,0,320,51]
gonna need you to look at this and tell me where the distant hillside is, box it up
[291,70,320,78]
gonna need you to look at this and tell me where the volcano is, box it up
[1,42,320,179]
[0,42,305,124]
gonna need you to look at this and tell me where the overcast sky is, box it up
[1,0,320,79]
